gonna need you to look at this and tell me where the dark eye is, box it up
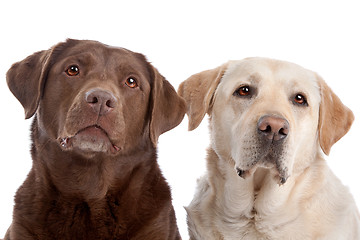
[125,77,138,88]
[293,93,308,106]
[234,85,252,97]
[65,65,80,76]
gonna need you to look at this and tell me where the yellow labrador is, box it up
[179,58,360,240]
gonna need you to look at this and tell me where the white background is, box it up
[0,1,359,239]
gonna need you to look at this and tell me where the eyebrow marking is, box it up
[248,73,262,83]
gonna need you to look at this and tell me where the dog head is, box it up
[179,58,354,184]
[7,39,186,157]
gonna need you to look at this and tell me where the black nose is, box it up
[85,89,117,115]
[257,115,289,142]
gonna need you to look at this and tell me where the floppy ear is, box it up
[149,66,186,146]
[6,50,53,119]
[317,76,354,155]
[6,39,77,119]
[178,63,228,131]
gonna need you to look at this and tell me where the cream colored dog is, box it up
[178,58,360,240]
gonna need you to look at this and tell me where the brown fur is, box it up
[4,39,185,240]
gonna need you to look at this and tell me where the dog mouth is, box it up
[235,151,290,185]
[236,166,288,185]
[59,125,120,154]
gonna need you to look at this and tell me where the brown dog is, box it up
[4,39,185,240]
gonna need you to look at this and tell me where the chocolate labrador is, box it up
[4,39,185,240]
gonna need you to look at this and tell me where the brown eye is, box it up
[234,85,251,97]
[125,77,138,88]
[65,65,79,76]
[293,94,308,106]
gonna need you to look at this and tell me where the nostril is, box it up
[263,125,272,133]
[258,121,271,133]
[279,127,289,136]
[89,97,98,104]
[86,91,99,105]
[106,99,115,108]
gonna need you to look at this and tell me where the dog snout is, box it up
[257,115,289,142]
[85,88,117,115]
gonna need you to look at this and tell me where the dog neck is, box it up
[206,147,322,224]
[30,117,159,202]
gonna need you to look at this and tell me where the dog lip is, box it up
[60,137,71,148]
[112,145,120,152]
[279,176,288,185]
[235,163,289,185]
[76,125,107,135]
[236,167,249,179]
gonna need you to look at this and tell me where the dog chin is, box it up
[59,126,121,156]
[72,137,113,153]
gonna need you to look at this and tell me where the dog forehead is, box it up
[55,40,146,65]
[67,40,140,59]
[219,58,320,98]
[51,40,151,78]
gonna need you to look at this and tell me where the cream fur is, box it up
[181,58,360,240]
